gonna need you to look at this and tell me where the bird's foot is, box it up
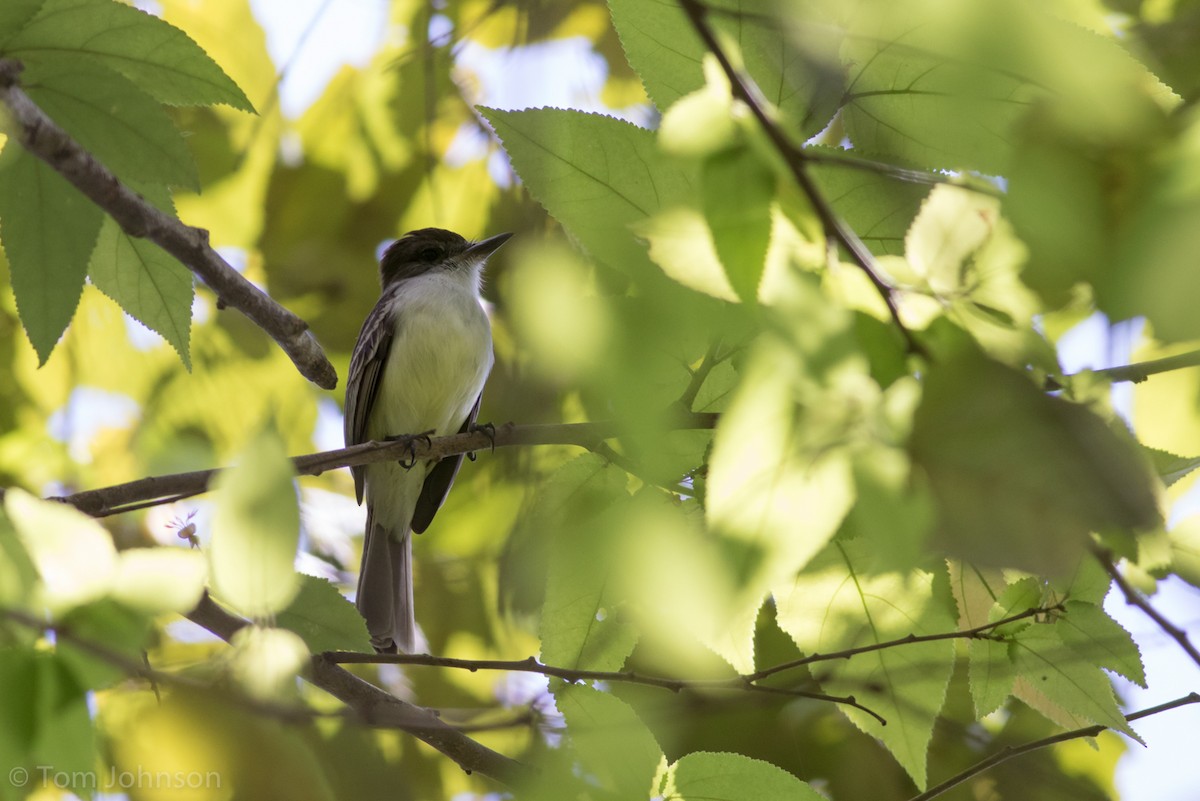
[465,421,496,461]
[384,430,434,469]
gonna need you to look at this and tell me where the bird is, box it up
[345,227,511,653]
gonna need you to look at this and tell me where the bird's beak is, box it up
[465,232,513,261]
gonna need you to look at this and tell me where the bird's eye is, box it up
[418,247,441,262]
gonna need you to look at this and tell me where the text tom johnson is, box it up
[10,765,222,790]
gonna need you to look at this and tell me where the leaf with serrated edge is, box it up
[667,751,827,801]
[275,575,371,654]
[7,0,253,111]
[556,685,662,799]
[0,147,103,364]
[776,540,955,788]
[88,183,193,368]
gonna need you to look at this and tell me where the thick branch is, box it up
[186,594,533,787]
[1093,545,1200,670]
[677,0,926,357]
[909,693,1200,801]
[0,58,337,390]
[52,415,718,517]
[327,652,885,725]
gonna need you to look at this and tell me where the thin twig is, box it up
[325,652,885,725]
[748,603,1064,682]
[677,339,725,411]
[1092,545,1200,670]
[908,693,1200,801]
[1085,348,1200,385]
[0,607,337,724]
[0,59,336,390]
[677,0,926,357]
[186,594,533,787]
[49,414,719,517]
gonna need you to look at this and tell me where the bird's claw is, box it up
[384,430,434,469]
[466,421,496,461]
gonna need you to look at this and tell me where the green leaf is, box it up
[56,598,151,691]
[32,652,96,786]
[1011,625,1140,741]
[0,510,38,609]
[0,0,43,46]
[275,575,371,654]
[777,540,956,789]
[705,331,858,670]
[110,547,207,615]
[1171,516,1200,589]
[7,0,254,111]
[0,146,103,364]
[21,55,198,189]
[555,684,662,799]
[668,751,827,801]
[1057,600,1146,688]
[227,626,309,702]
[910,349,1161,576]
[702,146,774,303]
[4,488,117,615]
[808,149,931,257]
[209,429,301,618]
[968,637,1016,719]
[88,183,193,368]
[607,0,842,138]
[0,649,38,773]
[1142,445,1200,488]
[538,455,638,672]
[481,107,695,277]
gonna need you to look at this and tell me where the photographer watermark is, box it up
[9,764,222,790]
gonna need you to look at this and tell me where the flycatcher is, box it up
[345,228,511,653]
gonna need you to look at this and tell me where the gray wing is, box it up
[345,295,396,505]
[411,392,481,534]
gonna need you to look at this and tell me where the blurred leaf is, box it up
[275,575,371,654]
[556,684,662,799]
[32,652,96,787]
[21,54,198,190]
[1170,516,1200,588]
[7,0,254,111]
[538,455,638,671]
[209,428,301,618]
[228,625,309,702]
[608,0,842,137]
[110,547,207,615]
[0,0,42,46]
[5,489,117,615]
[0,510,38,609]
[88,183,194,368]
[775,539,956,789]
[667,751,827,801]
[0,146,103,364]
[702,146,774,303]
[910,349,1161,575]
[56,598,151,690]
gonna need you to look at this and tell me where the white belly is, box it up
[363,273,493,529]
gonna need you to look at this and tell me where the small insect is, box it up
[168,510,199,549]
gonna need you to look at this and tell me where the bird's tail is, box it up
[356,505,416,653]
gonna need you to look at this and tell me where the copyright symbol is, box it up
[8,767,28,786]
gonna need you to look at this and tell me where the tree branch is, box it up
[325,652,886,725]
[1092,545,1200,670]
[747,603,1064,682]
[51,414,719,517]
[1085,348,1200,385]
[0,58,337,390]
[186,594,534,787]
[908,693,1200,801]
[677,0,927,358]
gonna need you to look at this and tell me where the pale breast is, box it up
[366,272,494,443]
